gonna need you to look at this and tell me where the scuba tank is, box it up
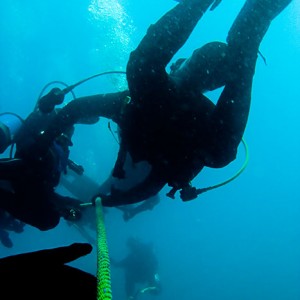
[0,113,24,154]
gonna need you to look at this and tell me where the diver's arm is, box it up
[36,91,129,155]
[205,0,283,168]
[50,90,128,135]
[101,169,166,207]
[60,91,129,125]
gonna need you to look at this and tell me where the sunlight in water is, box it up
[88,0,136,90]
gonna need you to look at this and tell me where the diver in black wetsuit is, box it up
[29,0,292,207]
[0,90,85,231]
[111,237,161,300]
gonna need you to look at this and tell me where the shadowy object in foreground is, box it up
[0,243,97,300]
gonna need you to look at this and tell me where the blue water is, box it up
[0,1,299,299]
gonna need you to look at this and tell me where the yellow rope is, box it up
[95,197,113,300]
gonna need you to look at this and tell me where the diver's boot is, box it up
[227,0,292,53]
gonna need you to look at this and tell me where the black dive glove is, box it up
[38,88,65,113]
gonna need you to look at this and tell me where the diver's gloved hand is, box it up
[38,88,65,113]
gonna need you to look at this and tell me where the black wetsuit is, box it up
[37,0,292,206]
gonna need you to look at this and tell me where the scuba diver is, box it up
[16,0,292,208]
[0,89,86,231]
[111,237,162,300]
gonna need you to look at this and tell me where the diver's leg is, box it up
[206,0,292,168]
[61,91,129,125]
[169,41,229,93]
[227,0,292,55]
[126,0,219,98]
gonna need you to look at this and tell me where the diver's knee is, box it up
[205,146,237,168]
